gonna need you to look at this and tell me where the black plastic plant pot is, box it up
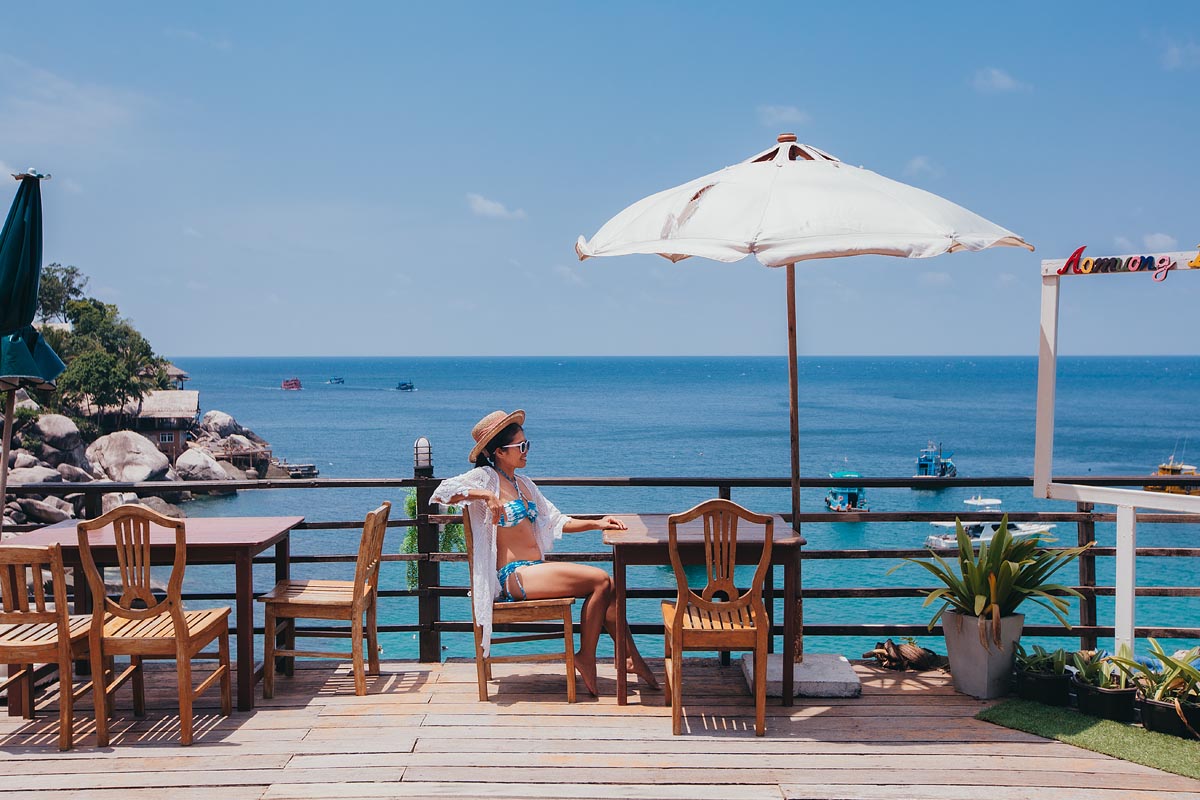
[1016,669,1071,706]
[1071,676,1137,722]
[1139,696,1200,739]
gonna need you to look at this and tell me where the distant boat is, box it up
[1147,455,1200,496]
[281,378,302,390]
[825,470,868,512]
[924,496,1055,549]
[327,377,344,385]
[912,441,956,487]
[396,380,415,391]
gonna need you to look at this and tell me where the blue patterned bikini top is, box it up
[496,472,538,527]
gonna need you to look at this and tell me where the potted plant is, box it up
[1071,645,1137,722]
[1014,644,1071,706]
[1111,639,1200,739]
[892,517,1091,700]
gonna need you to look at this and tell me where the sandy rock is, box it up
[17,497,72,523]
[224,433,255,451]
[86,431,170,483]
[138,496,185,519]
[12,451,39,470]
[5,509,26,525]
[56,463,94,482]
[176,448,231,482]
[216,461,247,480]
[14,389,38,412]
[244,468,258,480]
[33,414,94,473]
[7,465,63,484]
[201,410,241,438]
[101,492,140,514]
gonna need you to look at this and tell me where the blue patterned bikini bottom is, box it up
[497,559,543,601]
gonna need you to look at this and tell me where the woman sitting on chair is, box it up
[432,409,658,696]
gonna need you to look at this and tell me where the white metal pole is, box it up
[1033,274,1060,498]
[1114,504,1137,651]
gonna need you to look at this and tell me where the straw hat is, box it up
[468,409,525,463]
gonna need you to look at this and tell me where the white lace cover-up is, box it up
[431,467,567,655]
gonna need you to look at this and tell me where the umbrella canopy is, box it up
[0,172,65,534]
[577,135,1032,659]
[577,136,1031,266]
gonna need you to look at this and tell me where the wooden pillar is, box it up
[415,471,440,662]
[1075,502,1097,651]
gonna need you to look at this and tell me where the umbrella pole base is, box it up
[741,653,861,698]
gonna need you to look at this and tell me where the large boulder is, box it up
[86,431,171,483]
[33,415,93,472]
[11,450,39,469]
[16,497,72,524]
[224,433,255,451]
[176,449,236,495]
[101,492,140,514]
[7,465,63,484]
[201,410,241,438]
[138,496,185,519]
[57,463,94,482]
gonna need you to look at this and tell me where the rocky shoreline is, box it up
[3,392,285,535]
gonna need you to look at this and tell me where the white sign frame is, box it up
[1033,246,1200,650]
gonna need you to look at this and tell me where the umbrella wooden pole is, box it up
[786,263,803,662]
[0,391,13,537]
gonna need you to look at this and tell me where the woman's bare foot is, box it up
[574,651,599,696]
[626,656,660,689]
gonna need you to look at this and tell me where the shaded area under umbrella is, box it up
[0,172,65,535]
[577,133,1034,659]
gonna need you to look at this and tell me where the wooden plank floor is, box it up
[1,659,1198,800]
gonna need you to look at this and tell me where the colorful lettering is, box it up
[1153,256,1175,282]
[1080,257,1094,274]
[1058,246,1086,275]
[1189,245,1200,268]
[1125,256,1140,272]
[1139,255,1155,271]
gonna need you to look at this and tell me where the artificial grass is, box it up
[977,698,1200,780]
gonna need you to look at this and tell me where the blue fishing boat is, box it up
[396,380,415,391]
[913,442,956,487]
[327,376,344,385]
[825,470,868,512]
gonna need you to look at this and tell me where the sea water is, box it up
[171,356,1200,660]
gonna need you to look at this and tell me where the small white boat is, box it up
[924,496,1055,549]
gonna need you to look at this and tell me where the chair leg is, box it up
[57,660,73,751]
[284,615,296,677]
[262,604,276,699]
[219,627,232,717]
[177,656,194,746]
[562,606,576,704]
[671,644,684,736]
[131,655,146,717]
[367,595,380,676]
[754,638,767,737]
[351,616,366,696]
[663,633,672,706]
[89,644,110,748]
[19,663,34,719]
[473,624,489,702]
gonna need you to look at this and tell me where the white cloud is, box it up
[0,160,14,179]
[1161,37,1200,70]
[466,192,526,220]
[1144,232,1178,251]
[971,67,1027,93]
[757,105,810,127]
[903,155,943,179]
[183,226,203,238]
[918,271,952,287]
[1113,236,1135,252]
[553,264,585,287]
[166,27,232,51]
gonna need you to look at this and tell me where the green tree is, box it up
[56,348,128,411]
[37,263,89,323]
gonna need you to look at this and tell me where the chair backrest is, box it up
[77,503,187,624]
[0,544,70,634]
[666,499,774,613]
[352,501,392,604]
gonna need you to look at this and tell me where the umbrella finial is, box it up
[11,169,49,181]
[777,133,797,143]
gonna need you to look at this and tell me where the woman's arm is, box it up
[562,515,627,533]
[432,468,504,519]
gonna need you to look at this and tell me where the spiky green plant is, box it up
[1110,639,1200,704]
[1072,644,1135,689]
[400,488,465,590]
[890,515,1092,646]
[1016,643,1069,676]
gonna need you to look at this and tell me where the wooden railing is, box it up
[8,472,1200,660]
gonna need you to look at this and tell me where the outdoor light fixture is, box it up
[413,436,433,477]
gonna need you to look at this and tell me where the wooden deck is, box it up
[1,659,1198,799]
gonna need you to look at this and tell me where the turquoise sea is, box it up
[171,356,1200,661]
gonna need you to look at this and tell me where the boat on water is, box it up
[912,441,956,486]
[327,377,344,385]
[281,378,302,390]
[1147,455,1200,496]
[396,380,415,391]
[825,470,868,512]
[924,496,1055,549]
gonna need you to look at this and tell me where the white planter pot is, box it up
[941,610,1024,700]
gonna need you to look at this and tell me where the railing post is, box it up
[1076,501,1097,650]
[413,437,441,662]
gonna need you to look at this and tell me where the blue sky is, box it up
[2,3,1198,357]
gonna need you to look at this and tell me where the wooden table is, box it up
[20,515,304,712]
[604,514,803,706]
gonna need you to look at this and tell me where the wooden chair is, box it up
[77,504,232,746]
[461,509,576,702]
[0,544,92,750]
[661,499,773,736]
[259,501,391,697]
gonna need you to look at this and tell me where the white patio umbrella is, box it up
[577,134,1033,658]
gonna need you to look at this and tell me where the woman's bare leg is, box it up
[603,603,659,688]
[514,562,612,696]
